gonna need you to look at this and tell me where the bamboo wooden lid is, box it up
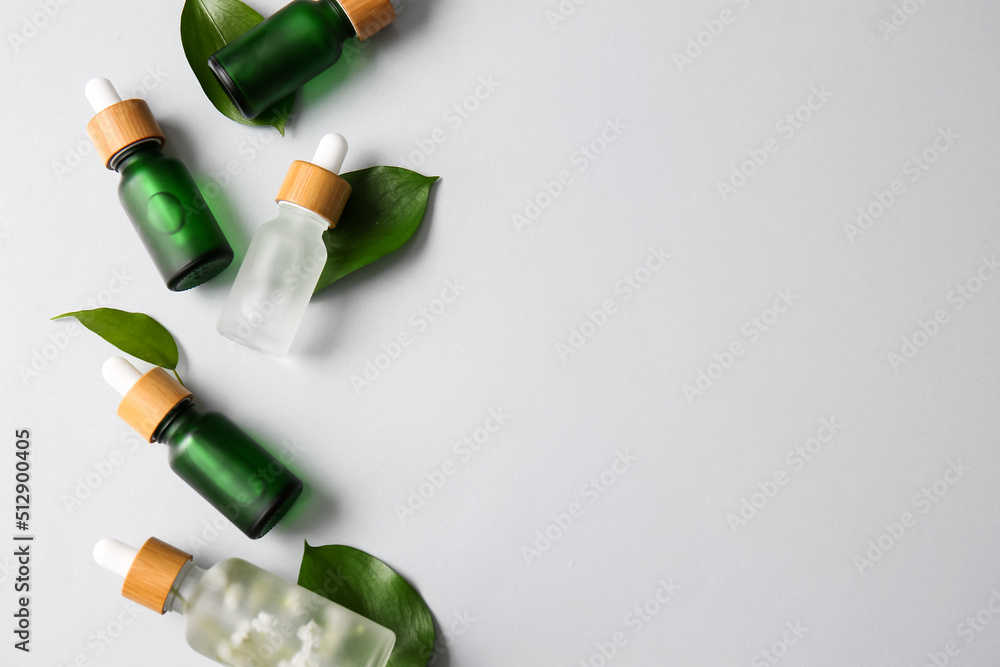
[87,99,165,170]
[276,161,352,227]
[117,367,192,443]
[122,538,192,614]
[338,0,396,41]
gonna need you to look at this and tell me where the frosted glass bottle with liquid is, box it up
[94,537,395,667]
[217,134,351,356]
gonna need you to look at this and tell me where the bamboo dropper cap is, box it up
[276,133,353,227]
[85,78,165,170]
[103,357,192,443]
[95,538,193,614]
[338,0,396,41]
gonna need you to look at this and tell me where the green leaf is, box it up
[298,542,434,667]
[51,308,180,371]
[180,0,295,134]
[315,167,439,294]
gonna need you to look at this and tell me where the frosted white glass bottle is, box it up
[94,537,395,667]
[218,133,352,356]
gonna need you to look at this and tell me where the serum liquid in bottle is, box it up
[94,537,395,667]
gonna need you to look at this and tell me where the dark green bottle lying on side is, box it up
[86,77,233,291]
[208,0,396,120]
[158,403,303,539]
[103,357,303,539]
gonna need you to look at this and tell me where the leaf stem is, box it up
[172,369,186,387]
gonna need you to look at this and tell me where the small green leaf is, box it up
[180,0,295,134]
[298,542,434,667]
[315,167,439,294]
[51,308,180,371]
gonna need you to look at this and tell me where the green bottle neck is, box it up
[325,0,356,38]
[112,139,164,174]
[153,398,197,443]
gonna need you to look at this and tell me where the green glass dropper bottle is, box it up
[102,357,302,539]
[86,77,234,291]
[208,0,396,120]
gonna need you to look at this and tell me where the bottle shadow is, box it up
[253,436,339,537]
[387,0,439,36]
[271,476,338,538]
[299,44,374,111]
[294,180,440,358]
[164,375,338,538]
[155,119,250,293]
[427,609,453,667]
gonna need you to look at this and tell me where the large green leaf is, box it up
[51,308,181,380]
[315,167,439,293]
[298,542,434,667]
[180,0,294,134]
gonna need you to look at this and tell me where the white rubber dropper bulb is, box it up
[94,538,138,578]
[86,77,123,114]
[103,357,142,396]
[311,133,348,174]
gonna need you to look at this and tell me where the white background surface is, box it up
[2,0,1000,665]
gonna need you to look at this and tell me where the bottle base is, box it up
[207,55,258,120]
[216,321,293,357]
[168,247,234,292]
[247,478,303,539]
